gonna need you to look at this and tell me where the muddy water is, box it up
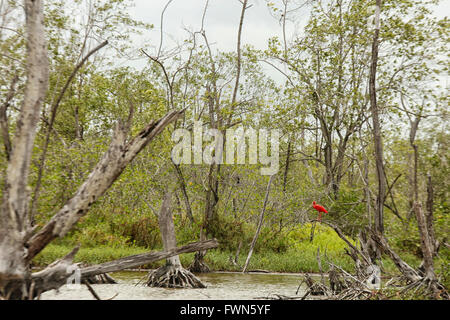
[40,271,315,300]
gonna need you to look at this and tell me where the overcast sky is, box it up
[129,0,449,54]
[129,0,306,54]
[126,0,449,87]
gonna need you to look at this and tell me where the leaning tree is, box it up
[0,0,218,300]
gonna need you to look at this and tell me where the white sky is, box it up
[126,0,449,87]
[129,0,306,54]
[125,0,311,83]
[129,0,450,53]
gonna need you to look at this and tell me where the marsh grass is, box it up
[31,223,357,273]
[33,223,435,278]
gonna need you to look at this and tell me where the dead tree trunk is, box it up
[80,239,218,279]
[370,232,421,283]
[405,113,421,222]
[173,163,194,223]
[370,230,448,299]
[147,192,206,288]
[425,174,438,255]
[413,202,440,295]
[369,0,386,239]
[282,137,292,192]
[242,175,274,273]
[0,0,49,300]
[24,239,219,299]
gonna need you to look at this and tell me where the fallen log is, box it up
[26,239,218,299]
[370,232,421,283]
[80,239,219,279]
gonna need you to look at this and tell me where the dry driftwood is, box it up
[25,109,184,263]
[21,239,218,300]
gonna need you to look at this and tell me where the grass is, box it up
[32,244,149,267]
[32,243,355,273]
[32,223,433,278]
[31,223,357,273]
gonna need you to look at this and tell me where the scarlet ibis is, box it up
[312,201,328,222]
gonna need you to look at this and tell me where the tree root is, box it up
[147,264,206,288]
[188,252,211,273]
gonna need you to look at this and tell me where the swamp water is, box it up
[41,271,315,300]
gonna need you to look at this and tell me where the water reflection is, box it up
[41,271,314,300]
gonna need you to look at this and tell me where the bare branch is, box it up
[157,0,174,58]
[26,109,185,261]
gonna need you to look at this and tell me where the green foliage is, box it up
[206,214,252,252]
[287,223,355,253]
[108,212,161,248]
[328,188,368,235]
[2,0,448,293]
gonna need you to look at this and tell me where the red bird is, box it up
[312,201,328,222]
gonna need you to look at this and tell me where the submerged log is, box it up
[83,273,117,284]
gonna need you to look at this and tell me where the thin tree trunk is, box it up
[242,175,275,273]
[425,174,437,254]
[283,137,292,192]
[228,0,248,123]
[173,163,194,223]
[369,0,386,237]
[0,74,18,161]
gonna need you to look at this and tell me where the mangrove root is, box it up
[188,252,211,273]
[147,264,206,288]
